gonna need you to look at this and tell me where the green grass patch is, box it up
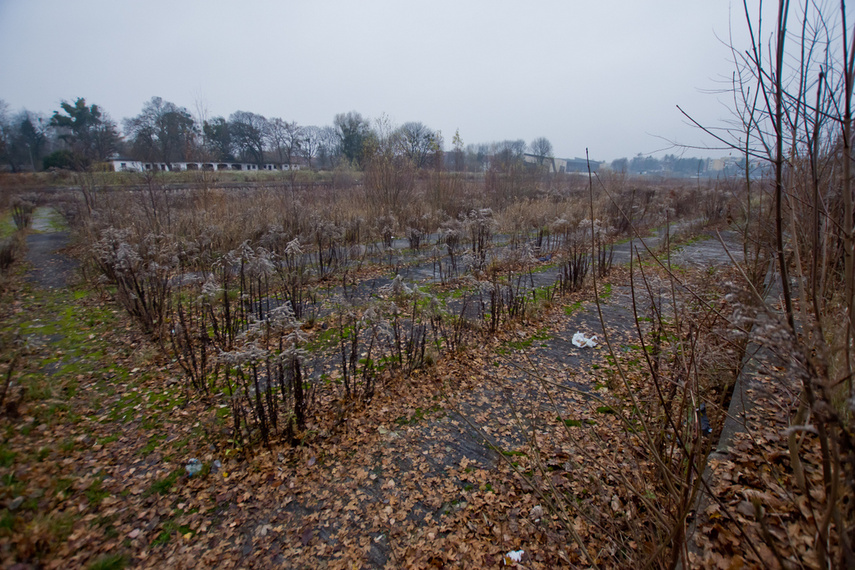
[450,286,472,299]
[151,529,171,547]
[39,511,75,542]
[98,434,119,445]
[146,468,183,496]
[26,380,53,401]
[172,436,190,451]
[140,434,167,456]
[86,476,110,505]
[152,518,195,547]
[395,404,443,425]
[304,322,345,353]
[109,391,144,423]
[55,477,74,496]
[0,211,16,238]
[42,208,69,232]
[496,328,552,354]
[501,449,527,457]
[88,552,128,570]
[563,301,583,316]
[0,509,14,533]
[559,417,596,427]
[0,446,16,468]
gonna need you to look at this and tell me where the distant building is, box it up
[705,156,765,178]
[107,158,301,172]
[707,157,736,172]
[523,154,601,173]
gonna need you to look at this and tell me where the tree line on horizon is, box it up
[0,95,711,176]
[0,96,556,174]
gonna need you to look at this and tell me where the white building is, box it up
[523,154,601,173]
[108,159,301,172]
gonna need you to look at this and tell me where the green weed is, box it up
[146,468,182,496]
[86,477,110,505]
[0,446,15,468]
[87,552,128,570]
[563,301,583,316]
[0,509,14,533]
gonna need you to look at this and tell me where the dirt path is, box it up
[25,207,77,290]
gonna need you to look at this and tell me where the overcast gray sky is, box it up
[1,1,768,161]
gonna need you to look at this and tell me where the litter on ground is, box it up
[572,332,597,348]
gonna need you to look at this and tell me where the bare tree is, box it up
[396,121,436,169]
[491,139,526,171]
[333,111,371,167]
[266,118,302,168]
[229,111,268,165]
[675,2,855,567]
[203,117,234,162]
[192,94,211,161]
[529,136,553,166]
[124,96,197,167]
[317,125,339,169]
[300,125,322,170]
[0,107,48,172]
[466,142,490,171]
[0,100,9,162]
[452,128,464,172]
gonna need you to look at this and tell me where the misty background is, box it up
[0,0,767,164]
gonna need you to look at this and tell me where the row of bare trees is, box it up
[2,93,561,174]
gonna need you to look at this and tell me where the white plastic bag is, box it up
[572,332,597,348]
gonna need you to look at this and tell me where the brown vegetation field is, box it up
[0,160,850,569]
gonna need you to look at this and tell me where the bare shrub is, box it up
[91,228,173,337]
[440,218,465,279]
[556,239,589,294]
[11,198,34,231]
[484,161,540,207]
[218,305,308,447]
[0,239,17,274]
[699,185,731,225]
[426,172,470,218]
[468,208,494,271]
[375,213,397,249]
[312,217,346,277]
[364,154,414,216]
[405,226,422,250]
[579,218,614,277]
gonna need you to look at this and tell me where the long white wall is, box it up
[109,160,301,172]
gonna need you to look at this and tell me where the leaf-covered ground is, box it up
[0,212,830,568]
